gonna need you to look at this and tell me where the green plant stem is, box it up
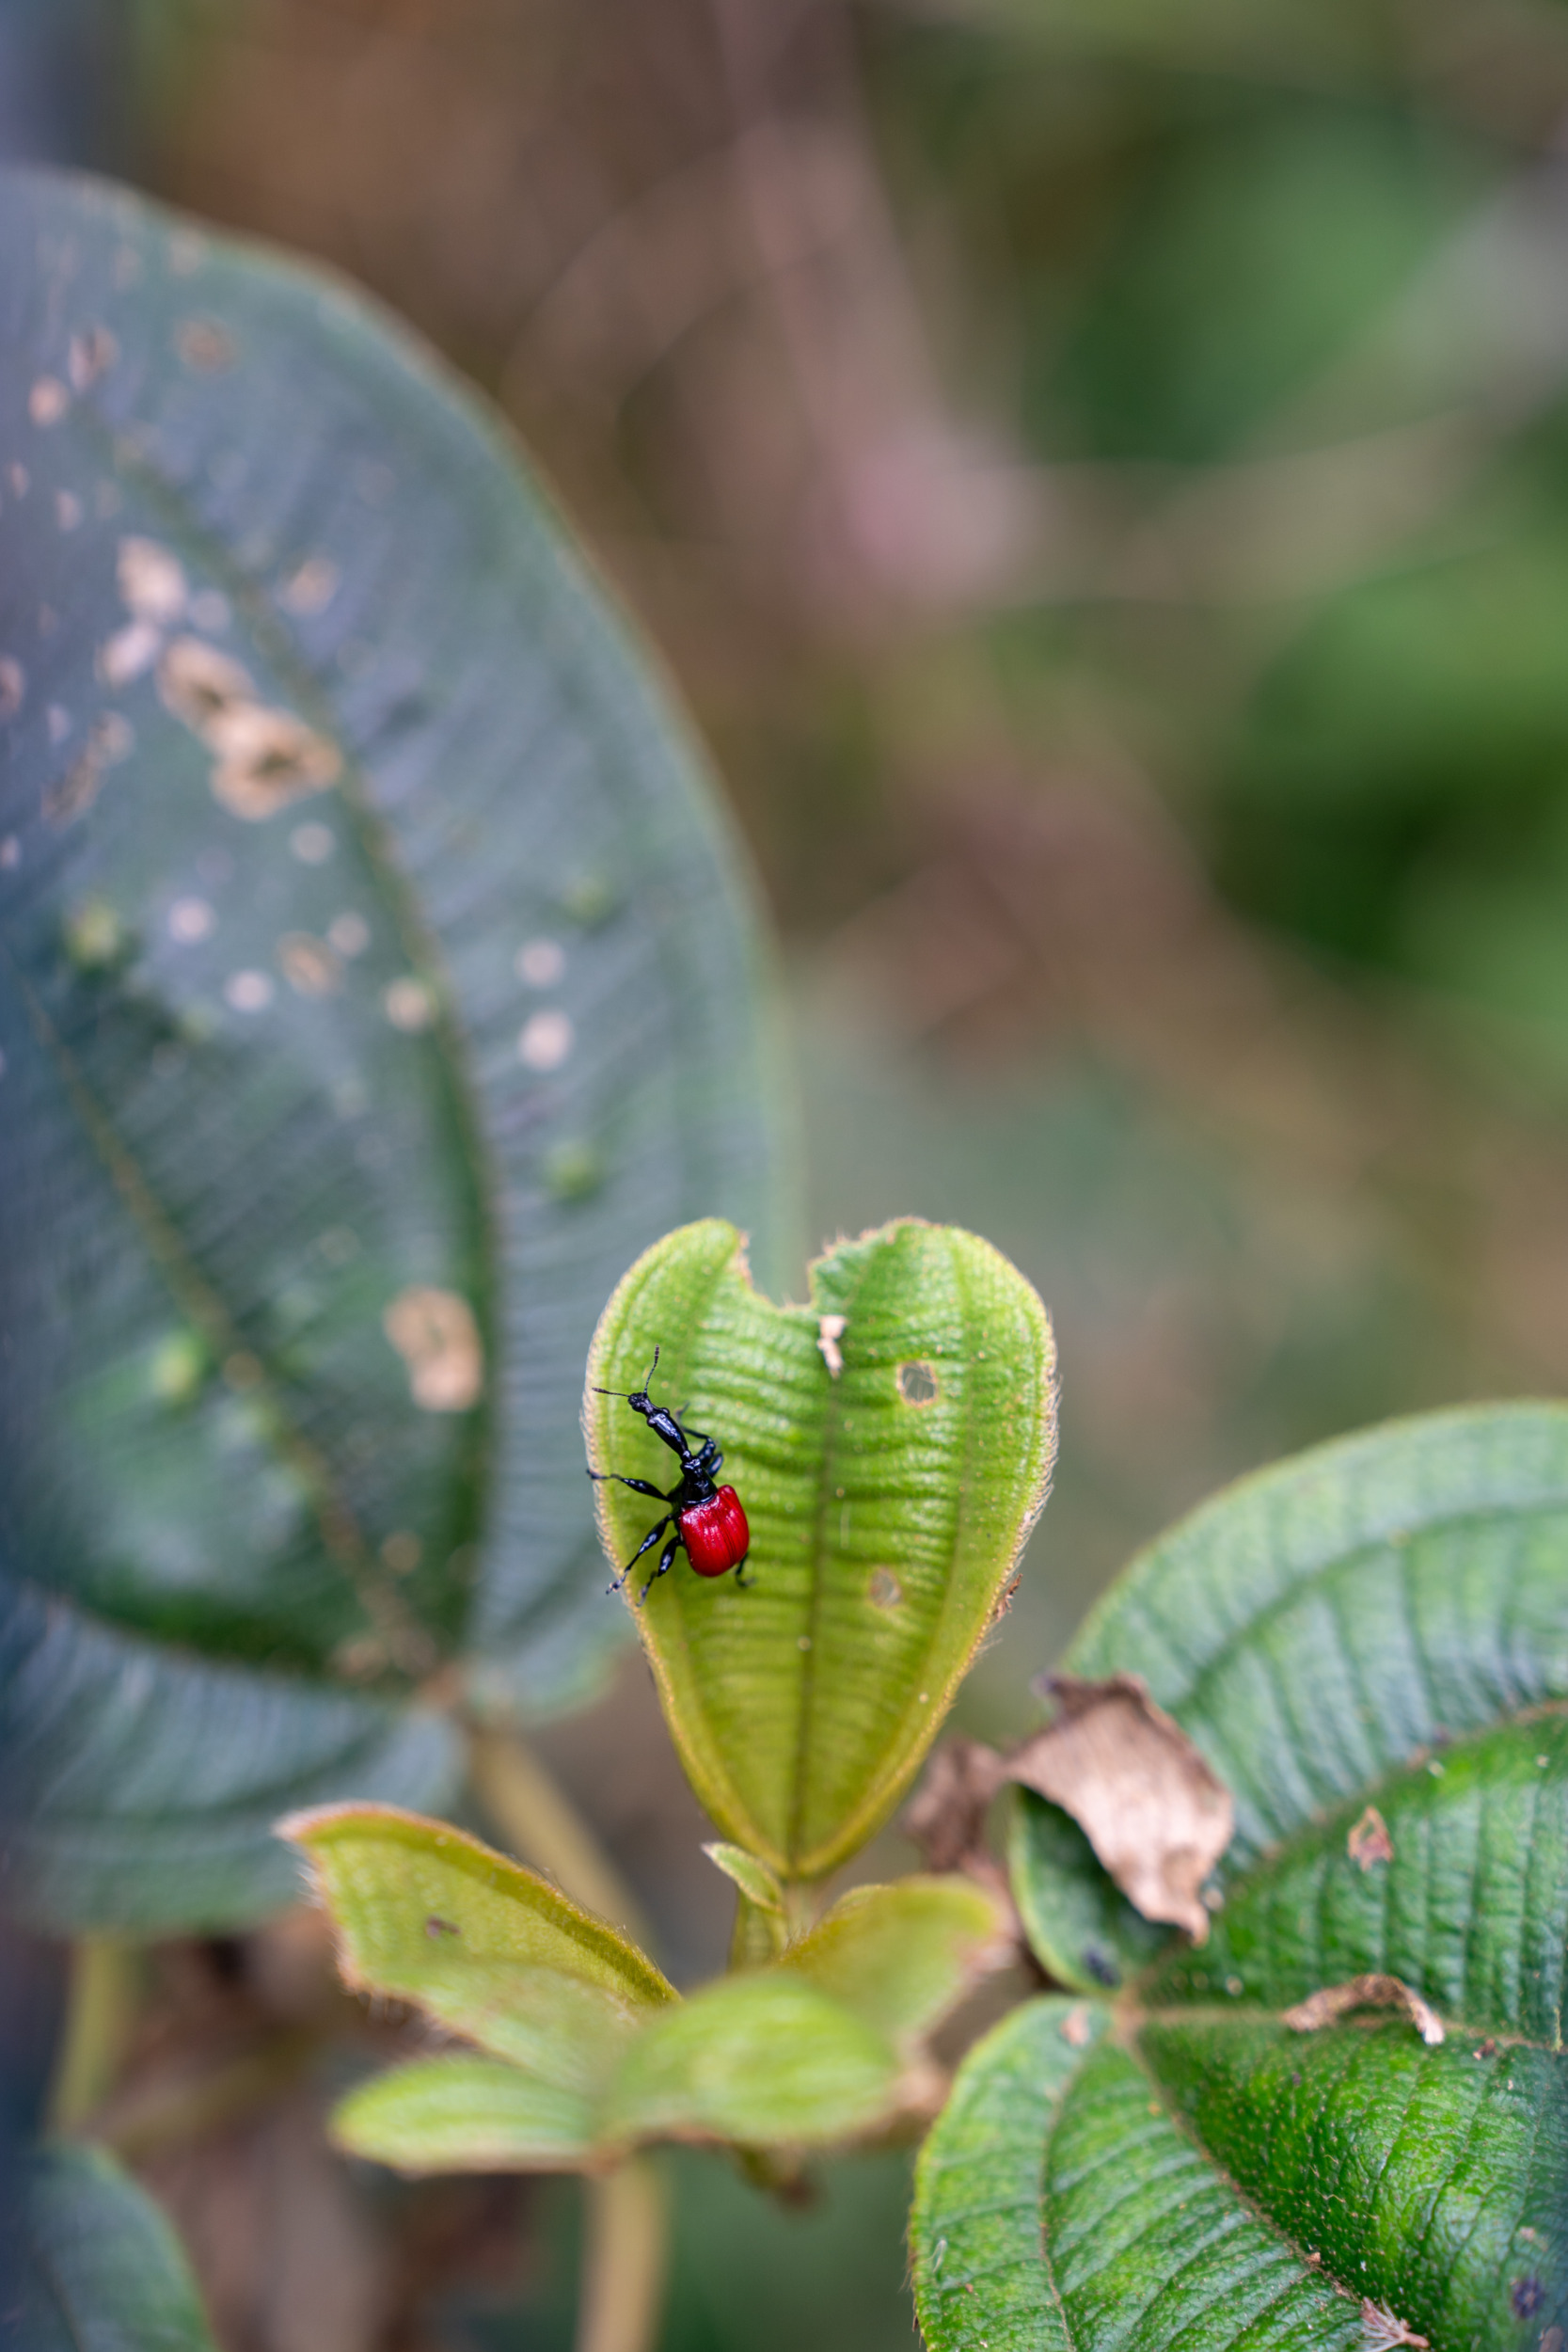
[466,1721,655,1954]
[578,2159,668,2352]
[48,1938,143,2133]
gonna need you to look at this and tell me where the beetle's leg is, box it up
[607,1516,671,1595]
[587,1470,669,1501]
[639,1530,684,1607]
[688,1437,721,1481]
[734,1554,754,1590]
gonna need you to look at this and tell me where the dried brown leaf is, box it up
[904,1737,1006,1881]
[1006,1674,1233,1941]
[1283,1973,1445,2046]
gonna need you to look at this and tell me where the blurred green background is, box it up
[14,0,1568,2341]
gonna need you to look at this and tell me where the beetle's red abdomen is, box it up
[677,1486,750,1577]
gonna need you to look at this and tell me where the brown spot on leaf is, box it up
[1361,2300,1429,2349]
[277,932,341,996]
[1006,1674,1233,1941]
[383,1287,484,1413]
[279,555,340,615]
[867,1565,903,1610]
[1348,1804,1394,1869]
[1284,1973,1445,2046]
[897,1359,940,1405]
[425,1915,460,1939]
[1513,2280,1544,2320]
[816,1312,847,1377]
[1060,2004,1092,2047]
[177,317,236,372]
[28,376,68,426]
[158,639,341,818]
[119,536,187,625]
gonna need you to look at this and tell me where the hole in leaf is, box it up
[896,1359,940,1406]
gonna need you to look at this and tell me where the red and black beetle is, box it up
[589,1345,752,1604]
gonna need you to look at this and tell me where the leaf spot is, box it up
[55,490,82,532]
[279,554,340,614]
[177,317,236,372]
[386,977,436,1032]
[1361,2300,1429,2349]
[515,935,565,986]
[328,911,370,958]
[1513,2281,1544,2320]
[383,1286,484,1412]
[98,620,162,686]
[817,1313,847,1377]
[425,1915,460,1939]
[167,897,215,944]
[1284,1973,1445,2046]
[119,536,188,625]
[28,376,69,426]
[867,1565,903,1610]
[519,1008,575,1069]
[1347,1804,1394,1869]
[278,932,341,995]
[897,1359,940,1405]
[224,969,275,1013]
[0,657,24,716]
[0,835,19,868]
[1060,2004,1092,2047]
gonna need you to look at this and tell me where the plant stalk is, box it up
[48,1937,142,2134]
[578,2159,668,2352]
[466,1722,654,1950]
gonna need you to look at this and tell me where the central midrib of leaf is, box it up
[15,387,499,1677]
[786,1252,867,1871]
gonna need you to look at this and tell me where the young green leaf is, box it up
[780,1877,1006,2047]
[587,1218,1055,1882]
[595,1974,913,2153]
[10,2142,219,2352]
[918,1404,1568,2352]
[0,167,785,1931]
[331,2054,599,2173]
[282,1804,674,2079]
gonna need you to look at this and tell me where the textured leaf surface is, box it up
[0,169,783,1927]
[587,1218,1054,1880]
[917,1405,1568,2352]
[283,1804,673,2077]
[7,2142,218,2352]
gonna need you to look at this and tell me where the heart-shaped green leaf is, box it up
[913,1404,1568,2352]
[8,2142,219,2352]
[586,1218,1055,1882]
[0,169,784,1930]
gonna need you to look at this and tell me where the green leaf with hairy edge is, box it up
[330,2054,598,2173]
[8,2141,219,2352]
[1007,1787,1169,1994]
[917,1404,1568,2352]
[0,168,785,1930]
[596,1975,910,2152]
[704,1842,785,1915]
[282,1805,674,2080]
[586,1218,1054,1882]
[781,1877,1004,2047]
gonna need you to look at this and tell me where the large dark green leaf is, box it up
[0,168,784,1927]
[5,2142,218,2352]
[912,1405,1568,2352]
